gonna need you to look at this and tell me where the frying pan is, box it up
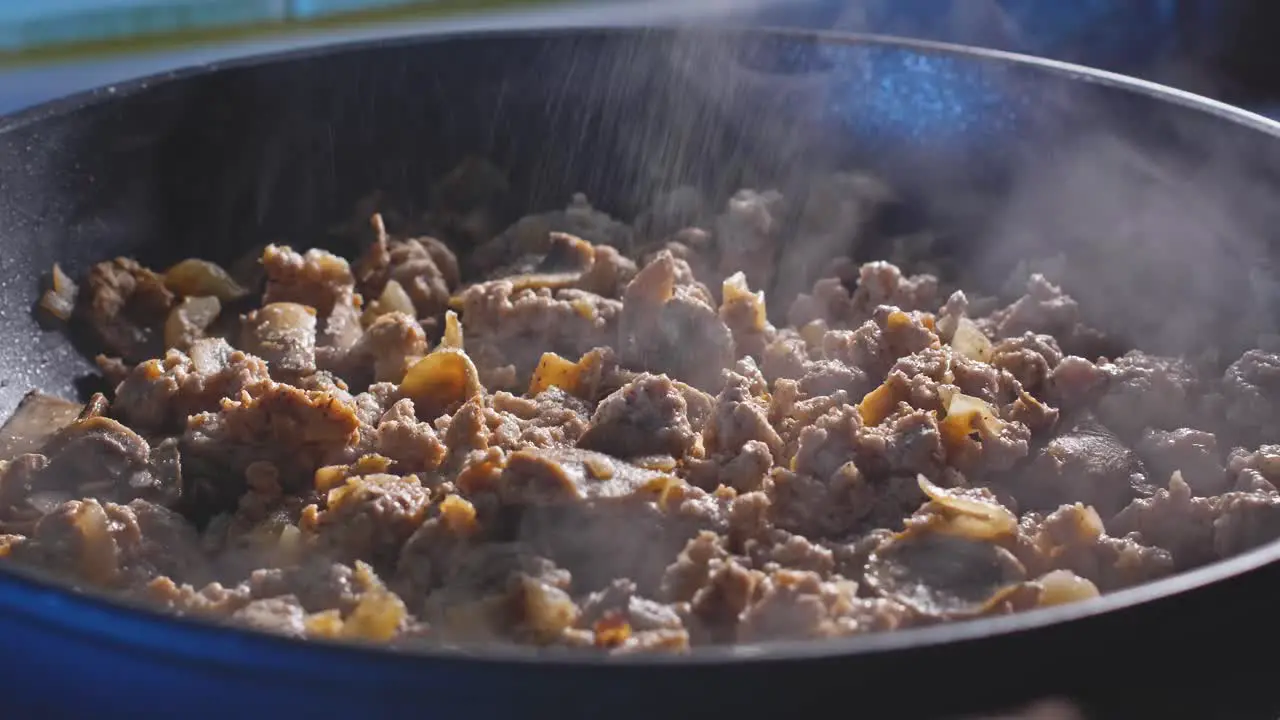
[3,24,1280,720]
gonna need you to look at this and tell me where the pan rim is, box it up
[1,23,1279,671]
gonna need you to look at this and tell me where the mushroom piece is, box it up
[0,392,83,462]
[12,416,179,508]
[864,527,1026,619]
[1016,417,1155,518]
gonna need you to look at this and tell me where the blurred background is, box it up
[2,0,1280,117]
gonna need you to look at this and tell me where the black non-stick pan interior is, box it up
[4,26,1280,719]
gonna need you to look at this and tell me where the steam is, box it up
[591,0,1280,361]
[495,0,1280,630]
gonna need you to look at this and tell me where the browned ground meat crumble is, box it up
[8,162,1280,653]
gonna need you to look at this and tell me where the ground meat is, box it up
[1025,504,1173,591]
[8,498,209,590]
[1134,428,1227,497]
[312,471,433,571]
[736,569,854,641]
[468,193,633,278]
[714,188,785,292]
[224,596,307,636]
[1107,474,1280,570]
[112,338,272,433]
[575,578,690,651]
[77,257,175,363]
[989,333,1063,395]
[578,374,699,460]
[393,497,485,611]
[1219,349,1280,444]
[989,274,1074,337]
[410,541,573,643]
[138,577,251,619]
[17,175,1280,654]
[703,370,782,458]
[1047,355,1109,411]
[21,416,180,508]
[373,399,448,474]
[769,404,931,537]
[362,235,460,319]
[798,359,870,399]
[788,262,939,331]
[247,559,363,614]
[1210,491,1280,558]
[619,252,735,392]
[181,381,362,510]
[262,245,355,317]
[1094,352,1203,441]
[1226,445,1280,493]
[456,280,621,388]
[491,388,592,449]
[576,245,638,299]
[344,312,430,387]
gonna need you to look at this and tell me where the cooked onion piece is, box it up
[950,317,993,362]
[1034,569,1100,607]
[720,271,767,332]
[939,390,1007,453]
[514,575,580,644]
[857,381,900,427]
[528,352,582,396]
[164,295,222,351]
[240,302,317,375]
[340,562,408,642]
[915,475,1018,541]
[400,347,482,421]
[70,500,118,586]
[440,309,464,350]
[163,259,250,301]
[623,251,677,306]
[39,263,78,322]
[363,279,416,324]
[437,494,481,537]
[506,273,582,293]
[799,320,827,348]
[864,528,1026,618]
